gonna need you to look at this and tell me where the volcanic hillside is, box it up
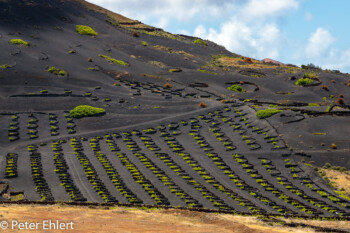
[0,0,350,219]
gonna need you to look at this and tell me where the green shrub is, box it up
[312,132,326,135]
[0,64,12,69]
[169,68,182,72]
[141,41,148,46]
[301,63,322,70]
[47,67,59,73]
[308,103,320,107]
[76,25,98,36]
[10,39,29,46]
[325,105,332,112]
[295,78,313,86]
[148,61,166,68]
[47,67,67,76]
[197,68,217,75]
[256,109,283,119]
[58,70,67,76]
[132,31,140,37]
[98,54,128,66]
[251,74,262,78]
[303,71,318,79]
[193,39,207,46]
[11,193,24,201]
[227,84,245,92]
[70,105,105,118]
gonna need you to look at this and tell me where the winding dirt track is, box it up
[1,103,222,153]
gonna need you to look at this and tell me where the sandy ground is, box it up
[0,204,336,233]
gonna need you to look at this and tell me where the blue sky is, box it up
[87,0,350,72]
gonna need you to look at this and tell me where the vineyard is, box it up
[0,0,349,227]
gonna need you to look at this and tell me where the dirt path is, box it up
[3,103,223,153]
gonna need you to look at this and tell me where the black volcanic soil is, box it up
[0,0,349,219]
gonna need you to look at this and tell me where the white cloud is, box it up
[193,25,207,38]
[86,0,235,25]
[292,28,350,72]
[337,49,350,70]
[305,28,335,58]
[156,17,169,29]
[313,48,350,71]
[305,12,313,21]
[239,0,299,22]
[195,19,284,59]
[192,0,298,60]
[177,29,191,36]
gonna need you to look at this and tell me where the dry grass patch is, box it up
[198,102,207,108]
[176,50,194,57]
[336,98,345,105]
[322,85,329,91]
[215,56,300,71]
[132,31,140,37]
[0,205,281,233]
[163,82,172,88]
[153,45,194,57]
[147,61,166,68]
[0,205,342,233]
[136,29,185,40]
[0,183,7,190]
[0,204,346,233]
[142,73,165,80]
[282,218,350,232]
[321,168,350,195]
